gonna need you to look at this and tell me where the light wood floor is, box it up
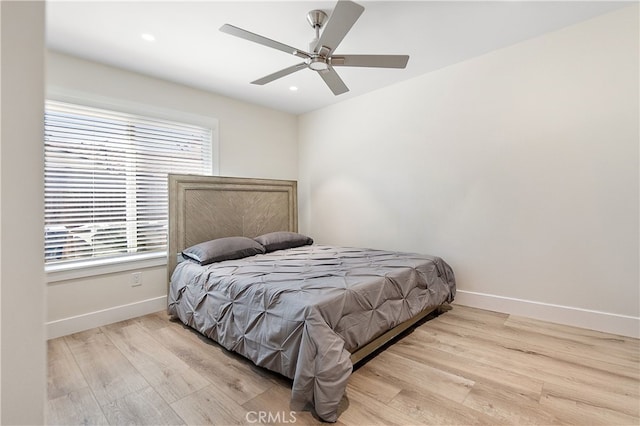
[47,304,640,425]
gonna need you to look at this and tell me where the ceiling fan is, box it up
[220,0,409,96]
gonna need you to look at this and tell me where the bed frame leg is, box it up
[437,302,452,314]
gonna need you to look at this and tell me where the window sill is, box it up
[46,252,167,283]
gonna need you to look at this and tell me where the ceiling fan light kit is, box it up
[308,57,329,71]
[219,0,410,96]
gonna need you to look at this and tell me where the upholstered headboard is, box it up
[167,174,298,286]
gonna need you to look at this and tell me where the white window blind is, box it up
[44,100,212,266]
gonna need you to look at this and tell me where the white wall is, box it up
[46,52,298,338]
[299,6,639,337]
[1,2,46,423]
[47,52,298,180]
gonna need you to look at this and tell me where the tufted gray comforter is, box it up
[168,245,455,422]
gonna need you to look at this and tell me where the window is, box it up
[44,100,213,268]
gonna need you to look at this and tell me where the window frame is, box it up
[44,88,219,282]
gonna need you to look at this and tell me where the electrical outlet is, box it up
[131,272,142,287]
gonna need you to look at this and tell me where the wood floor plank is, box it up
[389,333,544,398]
[387,388,500,425]
[448,303,510,326]
[346,368,403,404]
[504,314,640,355]
[420,323,640,416]
[170,384,249,425]
[441,308,639,374]
[64,328,149,405]
[422,322,640,398]
[540,380,640,419]
[338,387,419,426]
[47,337,88,400]
[540,381,640,425]
[152,323,275,405]
[360,350,474,403]
[47,387,109,425]
[101,386,185,426]
[462,382,563,425]
[103,322,209,404]
[133,310,175,332]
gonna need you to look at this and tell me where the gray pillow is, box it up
[182,236,265,265]
[254,232,313,253]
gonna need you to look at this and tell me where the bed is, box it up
[167,174,456,422]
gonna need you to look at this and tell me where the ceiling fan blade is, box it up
[313,0,364,54]
[331,54,409,69]
[318,67,349,95]
[220,24,310,59]
[251,62,308,85]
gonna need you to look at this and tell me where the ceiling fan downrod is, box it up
[306,9,328,52]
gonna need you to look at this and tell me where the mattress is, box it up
[168,244,456,421]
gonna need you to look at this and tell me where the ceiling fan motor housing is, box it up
[307,10,328,29]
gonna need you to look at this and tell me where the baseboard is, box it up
[46,291,639,339]
[454,290,639,338]
[46,295,167,339]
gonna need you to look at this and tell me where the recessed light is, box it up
[289,86,298,91]
[141,33,156,42]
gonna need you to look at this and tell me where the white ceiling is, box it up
[46,1,629,115]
